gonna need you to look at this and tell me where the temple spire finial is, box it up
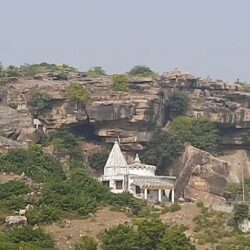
[134,153,141,163]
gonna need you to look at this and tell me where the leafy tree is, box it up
[66,82,89,109]
[87,66,106,77]
[128,65,155,77]
[157,227,195,250]
[136,218,166,250]
[141,132,184,174]
[101,224,139,250]
[112,74,129,91]
[88,148,109,174]
[29,93,52,115]
[168,116,217,151]
[168,92,189,118]
[75,235,98,250]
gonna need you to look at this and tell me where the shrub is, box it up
[29,93,52,115]
[4,226,55,249]
[196,201,205,208]
[234,203,249,223]
[168,116,217,151]
[87,66,106,77]
[0,145,66,182]
[128,65,155,77]
[66,82,89,108]
[75,235,98,250]
[27,205,62,225]
[112,74,129,91]
[168,91,189,118]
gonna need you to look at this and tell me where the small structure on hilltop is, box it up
[99,141,176,203]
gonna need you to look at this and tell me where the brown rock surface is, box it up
[172,145,230,198]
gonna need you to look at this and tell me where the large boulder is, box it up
[16,127,43,144]
[5,215,27,226]
[172,145,230,198]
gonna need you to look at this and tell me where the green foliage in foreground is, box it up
[0,180,30,211]
[100,218,195,250]
[0,226,55,249]
[141,132,184,174]
[128,65,156,77]
[168,116,217,151]
[75,235,98,250]
[168,91,189,118]
[0,145,66,183]
[234,203,249,223]
[112,74,129,91]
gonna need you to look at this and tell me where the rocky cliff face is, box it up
[0,70,250,192]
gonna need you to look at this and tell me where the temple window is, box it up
[115,180,123,190]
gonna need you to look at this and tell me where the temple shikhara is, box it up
[99,141,176,203]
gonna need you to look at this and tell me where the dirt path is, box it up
[44,208,130,250]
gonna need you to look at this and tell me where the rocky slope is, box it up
[1,69,250,197]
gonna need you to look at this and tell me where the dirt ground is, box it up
[0,173,21,183]
[44,208,131,250]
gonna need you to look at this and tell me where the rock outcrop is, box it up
[172,145,230,198]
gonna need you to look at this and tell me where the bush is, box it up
[168,116,217,151]
[66,82,89,108]
[112,75,129,91]
[234,203,249,223]
[168,92,189,118]
[128,65,155,77]
[29,93,52,115]
[4,226,55,249]
[27,205,62,225]
[196,201,205,208]
[87,66,106,77]
[75,235,98,250]
[0,145,66,182]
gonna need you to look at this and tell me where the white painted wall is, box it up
[128,167,155,176]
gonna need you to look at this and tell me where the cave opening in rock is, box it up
[68,122,100,142]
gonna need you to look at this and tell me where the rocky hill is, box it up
[1,68,250,197]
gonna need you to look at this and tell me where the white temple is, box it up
[99,141,176,203]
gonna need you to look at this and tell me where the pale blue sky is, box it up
[0,0,249,81]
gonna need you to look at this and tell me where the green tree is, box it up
[101,224,139,250]
[29,93,52,115]
[66,82,89,110]
[157,227,195,250]
[141,132,184,174]
[168,92,189,118]
[128,65,155,77]
[168,116,217,151]
[88,148,109,174]
[136,218,166,250]
[112,74,129,91]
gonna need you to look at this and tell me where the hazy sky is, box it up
[1,0,249,82]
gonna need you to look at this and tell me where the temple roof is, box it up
[128,154,156,170]
[104,141,128,168]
